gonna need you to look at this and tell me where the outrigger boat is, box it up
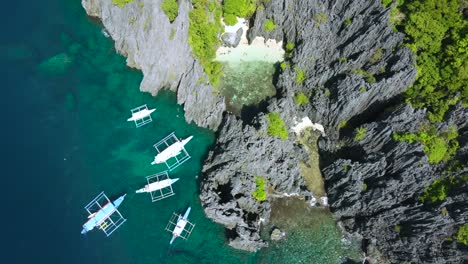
[127,108,155,122]
[81,193,127,237]
[166,207,195,244]
[127,104,155,128]
[136,178,179,193]
[152,135,193,165]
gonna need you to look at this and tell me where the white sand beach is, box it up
[216,18,284,63]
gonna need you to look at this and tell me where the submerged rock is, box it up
[270,228,285,241]
[81,0,225,129]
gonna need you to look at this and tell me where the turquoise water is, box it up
[2,0,361,263]
[219,61,277,114]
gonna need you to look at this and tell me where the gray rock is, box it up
[200,114,312,251]
[221,28,243,48]
[201,0,468,262]
[270,228,285,241]
[81,0,225,129]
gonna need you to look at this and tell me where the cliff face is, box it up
[81,0,225,129]
[201,0,468,262]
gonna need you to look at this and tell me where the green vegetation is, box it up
[280,62,288,71]
[294,66,306,84]
[359,86,366,93]
[294,92,309,106]
[169,28,176,40]
[370,48,384,63]
[393,125,459,164]
[419,174,468,203]
[266,112,288,139]
[354,69,376,83]
[441,207,448,216]
[338,57,348,63]
[343,164,350,172]
[285,42,295,52]
[112,0,134,7]
[354,127,366,141]
[253,176,267,201]
[222,0,256,19]
[457,224,468,245]
[161,0,179,23]
[324,88,331,97]
[394,225,401,232]
[338,120,347,129]
[188,0,224,86]
[313,13,328,26]
[362,183,368,191]
[398,0,468,122]
[224,14,238,25]
[343,17,352,28]
[264,19,276,31]
[381,0,393,7]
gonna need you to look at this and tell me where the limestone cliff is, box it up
[81,0,225,129]
[201,0,468,263]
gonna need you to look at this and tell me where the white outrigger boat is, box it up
[136,178,179,193]
[127,104,155,127]
[151,132,193,171]
[152,135,193,165]
[165,207,195,244]
[136,171,179,202]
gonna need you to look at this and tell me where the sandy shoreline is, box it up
[216,18,284,63]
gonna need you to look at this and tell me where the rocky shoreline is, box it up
[82,0,225,129]
[82,0,468,262]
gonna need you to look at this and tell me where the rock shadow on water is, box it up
[258,198,363,264]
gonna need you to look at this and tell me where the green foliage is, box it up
[382,0,393,7]
[169,29,176,40]
[280,62,288,70]
[354,127,366,141]
[359,86,366,93]
[393,125,459,164]
[161,0,179,23]
[313,13,328,26]
[441,207,448,216]
[354,69,376,83]
[112,0,134,7]
[343,164,350,171]
[419,174,468,203]
[394,225,401,232]
[294,66,306,84]
[188,0,223,85]
[338,120,347,129]
[401,0,468,122]
[420,178,449,202]
[222,0,256,18]
[343,17,352,28]
[264,19,276,31]
[285,42,295,52]
[338,57,348,62]
[457,224,468,245]
[370,48,384,63]
[266,112,288,139]
[362,183,368,191]
[294,92,309,106]
[253,176,267,201]
[224,14,238,25]
[324,88,331,97]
